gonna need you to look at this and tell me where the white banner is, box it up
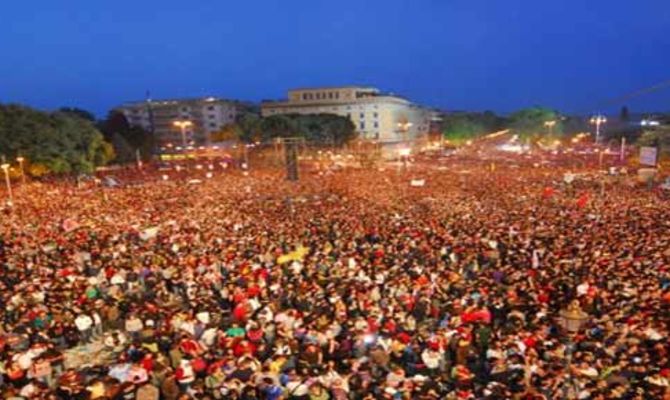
[640,146,658,166]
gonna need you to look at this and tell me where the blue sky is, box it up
[1,0,669,116]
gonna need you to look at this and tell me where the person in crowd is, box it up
[1,153,669,398]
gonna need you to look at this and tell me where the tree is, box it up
[211,123,243,142]
[98,111,154,162]
[257,114,356,146]
[259,115,300,140]
[637,127,670,155]
[237,113,263,143]
[58,107,96,122]
[440,111,506,144]
[507,107,562,139]
[0,104,114,175]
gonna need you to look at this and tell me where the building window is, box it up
[303,93,308,100]
[208,114,216,119]
[209,123,217,128]
[373,121,379,128]
[335,92,340,99]
[182,107,188,112]
[360,122,365,130]
[373,112,378,118]
[328,92,334,99]
[360,113,365,119]
[207,106,215,111]
[347,113,351,118]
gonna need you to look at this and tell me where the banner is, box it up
[62,218,80,233]
[139,227,159,241]
[576,193,590,209]
[277,246,309,264]
[640,147,658,167]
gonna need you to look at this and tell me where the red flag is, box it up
[62,218,80,233]
[576,193,590,208]
[542,187,555,199]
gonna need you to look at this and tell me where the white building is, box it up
[261,87,437,143]
[116,97,243,145]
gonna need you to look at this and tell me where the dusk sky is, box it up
[2,0,669,116]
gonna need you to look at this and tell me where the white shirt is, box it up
[75,315,93,331]
[421,350,441,369]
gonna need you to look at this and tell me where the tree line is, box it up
[1,101,667,177]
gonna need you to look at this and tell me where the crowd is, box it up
[1,153,669,399]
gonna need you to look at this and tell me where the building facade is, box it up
[261,87,437,143]
[116,97,242,146]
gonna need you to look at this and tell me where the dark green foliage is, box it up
[58,107,97,122]
[507,107,562,138]
[257,114,357,146]
[98,111,154,162]
[441,111,506,143]
[0,104,114,174]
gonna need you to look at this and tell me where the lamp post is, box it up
[559,300,589,399]
[544,120,557,136]
[173,120,193,148]
[397,121,413,146]
[16,157,25,184]
[1,163,12,205]
[589,115,607,145]
[398,147,411,169]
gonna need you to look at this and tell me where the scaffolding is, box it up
[276,137,305,181]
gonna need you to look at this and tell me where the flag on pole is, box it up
[542,187,555,199]
[139,226,159,241]
[576,193,590,209]
[62,218,80,233]
[277,245,309,264]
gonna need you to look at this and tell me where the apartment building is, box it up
[261,87,437,143]
[116,97,242,145]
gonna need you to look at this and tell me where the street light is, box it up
[559,300,589,400]
[560,300,588,333]
[173,120,193,147]
[544,120,557,136]
[1,163,12,205]
[16,157,25,184]
[397,121,413,145]
[589,115,607,144]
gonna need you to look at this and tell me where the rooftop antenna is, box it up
[145,90,155,135]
